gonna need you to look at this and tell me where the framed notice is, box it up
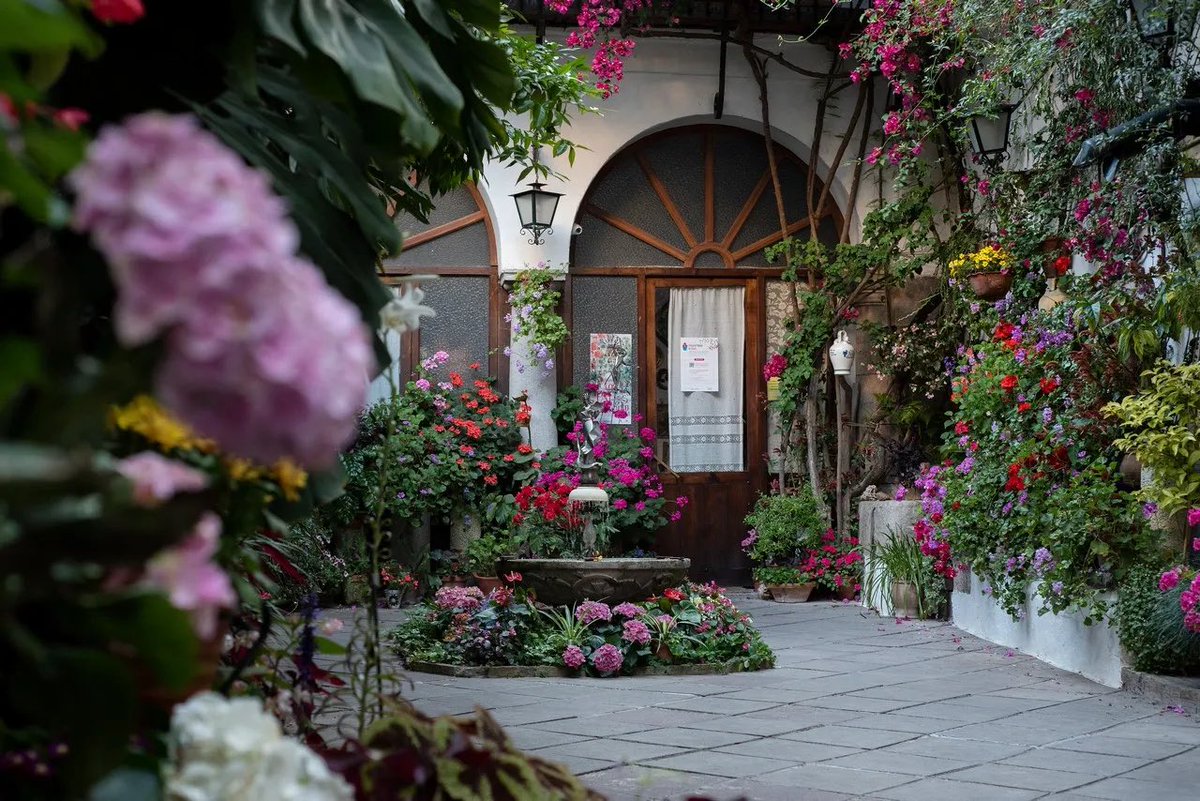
[588,333,633,423]
[680,337,719,392]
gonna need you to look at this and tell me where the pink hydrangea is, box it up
[69,113,371,468]
[434,586,485,612]
[576,600,612,625]
[562,645,586,670]
[116,452,208,507]
[591,643,624,674]
[622,619,651,645]
[142,512,235,639]
[612,602,641,618]
[1160,568,1182,592]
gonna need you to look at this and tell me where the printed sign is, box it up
[680,337,719,392]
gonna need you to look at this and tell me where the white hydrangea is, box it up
[165,692,353,801]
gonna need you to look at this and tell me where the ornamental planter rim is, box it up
[496,556,691,606]
[966,270,1013,301]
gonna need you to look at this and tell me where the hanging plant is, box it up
[506,266,569,377]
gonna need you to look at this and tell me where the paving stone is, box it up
[713,687,827,703]
[534,738,687,764]
[583,764,722,801]
[1118,748,1200,785]
[756,764,914,794]
[943,764,1092,792]
[642,750,796,779]
[680,714,814,737]
[939,721,1078,746]
[504,727,592,751]
[1099,718,1200,745]
[838,713,964,735]
[780,724,919,749]
[713,737,860,762]
[1051,734,1193,759]
[528,751,617,777]
[998,746,1150,775]
[654,696,781,715]
[881,735,1028,763]
[614,727,757,749]
[801,695,915,713]
[529,716,659,738]
[705,779,855,801]
[1063,776,1188,800]
[873,777,1041,801]
[893,700,1018,724]
[741,704,858,727]
[820,749,972,777]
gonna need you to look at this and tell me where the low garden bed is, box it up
[388,579,775,678]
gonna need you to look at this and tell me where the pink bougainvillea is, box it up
[69,113,371,468]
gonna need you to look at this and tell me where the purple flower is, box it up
[591,643,624,674]
[612,602,642,618]
[1032,547,1055,575]
[894,485,907,501]
[1051,581,1064,595]
[562,645,586,669]
[576,600,613,625]
[72,113,371,468]
[1143,502,1159,520]
[415,378,431,391]
[1042,407,1053,424]
[622,619,652,645]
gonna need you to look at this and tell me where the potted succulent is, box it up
[753,565,817,603]
[949,244,1014,300]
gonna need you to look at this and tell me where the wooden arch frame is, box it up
[571,124,844,273]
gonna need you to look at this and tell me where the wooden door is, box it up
[643,277,765,586]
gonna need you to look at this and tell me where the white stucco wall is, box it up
[952,570,1123,688]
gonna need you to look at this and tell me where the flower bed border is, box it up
[407,660,747,678]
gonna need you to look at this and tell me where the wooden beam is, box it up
[636,152,697,248]
[584,203,688,262]
[721,170,771,249]
[393,210,485,252]
[730,218,812,262]
[704,130,715,242]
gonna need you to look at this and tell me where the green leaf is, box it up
[90,594,200,692]
[315,635,347,655]
[254,0,306,55]
[0,0,103,55]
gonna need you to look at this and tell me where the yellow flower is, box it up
[271,459,308,502]
[225,457,264,483]
[948,245,1013,279]
[110,395,215,453]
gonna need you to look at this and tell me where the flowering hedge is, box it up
[907,310,1151,622]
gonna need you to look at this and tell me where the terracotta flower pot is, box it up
[967,271,1013,301]
[654,642,672,662]
[767,583,816,603]
[474,574,502,594]
[836,585,858,601]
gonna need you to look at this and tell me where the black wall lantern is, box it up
[966,103,1017,163]
[511,180,562,245]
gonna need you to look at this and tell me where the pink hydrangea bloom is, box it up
[143,512,235,639]
[576,600,612,625]
[1159,568,1182,592]
[434,586,485,612]
[116,452,208,507]
[591,643,624,674]
[612,602,641,618]
[562,645,586,670]
[622,619,651,645]
[69,113,371,468]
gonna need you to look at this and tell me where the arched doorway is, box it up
[566,125,842,584]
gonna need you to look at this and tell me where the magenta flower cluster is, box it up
[562,645,586,670]
[621,619,651,645]
[69,113,372,467]
[611,602,642,618]
[434,585,485,613]
[1182,574,1200,634]
[590,643,624,674]
[576,600,612,625]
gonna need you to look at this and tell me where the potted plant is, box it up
[875,531,943,619]
[430,549,468,588]
[465,534,513,594]
[753,565,817,602]
[742,488,825,602]
[949,244,1015,300]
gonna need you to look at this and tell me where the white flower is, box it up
[379,284,434,333]
[166,692,352,801]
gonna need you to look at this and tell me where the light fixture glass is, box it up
[511,181,563,245]
[1129,0,1174,44]
[967,104,1016,162]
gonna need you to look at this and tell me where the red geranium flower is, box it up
[954,421,969,435]
[663,588,685,602]
[1000,375,1018,391]
[1053,255,1071,276]
[1040,377,1058,394]
[993,322,1015,341]
[1018,402,1031,413]
[91,0,144,24]
[449,372,464,388]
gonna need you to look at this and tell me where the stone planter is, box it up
[967,271,1012,300]
[767,583,816,603]
[496,557,690,606]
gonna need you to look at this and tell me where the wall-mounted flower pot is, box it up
[967,271,1012,301]
[767,583,816,603]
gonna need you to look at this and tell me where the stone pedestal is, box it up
[509,333,559,452]
[857,500,924,614]
[449,513,481,552]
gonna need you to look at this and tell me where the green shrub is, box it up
[1117,563,1200,674]
[743,489,825,566]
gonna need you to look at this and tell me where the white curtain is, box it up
[668,287,744,472]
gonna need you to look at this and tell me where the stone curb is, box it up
[407,661,741,678]
[1121,666,1200,713]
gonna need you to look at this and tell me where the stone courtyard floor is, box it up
[377,593,1199,801]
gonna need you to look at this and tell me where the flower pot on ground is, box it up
[967,271,1013,300]
[465,534,514,595]
[474,574,502,594]
[769,582,817,603]
[874,530,944,619]
[836,585,858,601]
[890,580,921,618]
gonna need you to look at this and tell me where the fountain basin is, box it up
[497,557,691,607]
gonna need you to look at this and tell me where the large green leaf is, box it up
[0,0,103,54]
[89,593,200,692]
[254,0,306,55]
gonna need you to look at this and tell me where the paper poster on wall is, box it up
[588,333,633,423]
[680,337,719,392]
